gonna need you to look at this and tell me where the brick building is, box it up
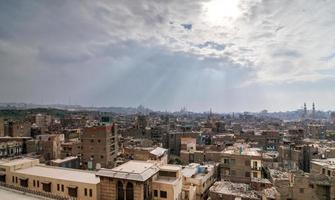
[81,124,118,169]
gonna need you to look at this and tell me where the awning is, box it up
[19,178,28,181]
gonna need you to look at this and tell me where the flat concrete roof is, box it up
[0,158,37,167]
[311,158,335,169]
[96,160,159,182]
[15,166,99,184]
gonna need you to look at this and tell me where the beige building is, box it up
[152,165,183,200]
[97,160,160,200]
[97,160,183,200]
[182,163,216,200]
[0,158,100,199]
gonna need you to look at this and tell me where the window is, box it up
[84,188,87,196]
[61,184,64,192]
[253,172,258,178]
[68,187,78,197]
[117,181,124,200]
[160,191,167,198]
[322,168,326,174]
[126,182,134,200]
[309,184,314,188]
[91,139,94,143]
[223,158,229,164]
[245,172,250,177]
[16,177,18,183]
[33,180,36,187]
[57,184,60,191]
[245,160,250,166]
[154,190,158,197]
[328,170,331,176]
[230,159,235,165]
[101,155,104,159]
[37,181,40,187]
[89,189,92,197]
[253,161,258,169]
[299,188,304,193]
[42,182,51,192]
[12,176,14,183]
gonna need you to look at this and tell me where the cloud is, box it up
[0,0,335,111]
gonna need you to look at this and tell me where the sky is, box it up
[0,0,335,112]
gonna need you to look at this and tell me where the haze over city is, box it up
[1,0,335,112]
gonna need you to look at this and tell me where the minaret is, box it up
[303,103,307,119]
[312,102,315,119]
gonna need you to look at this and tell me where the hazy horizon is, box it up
[1,0,335,112]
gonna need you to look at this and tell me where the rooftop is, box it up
[150,147,167,157]
[0,158,37,167]
[15,166,99,184]
[182,163,214,179]
[209,181,259,199]
[96,160,159,181]
[269,169,290,179]
[311,158,335,169]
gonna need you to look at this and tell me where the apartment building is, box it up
[81,124,118,169]
[182,163,216,200]
[152,165,183,200]
[4,120,31,137]
[220,144,264,184]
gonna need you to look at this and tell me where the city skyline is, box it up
[1,0,335,112]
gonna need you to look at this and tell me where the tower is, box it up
[312,102,315,119]
[303,103,307,119]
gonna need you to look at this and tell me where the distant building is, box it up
[163,131,199,156]
[30,134,64,162]
[4,120,31,137]
[0,137,31,158]
[220,144,264,184]
[81,124,118,169]
[182,163,216,200]
[0,118,4,137]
